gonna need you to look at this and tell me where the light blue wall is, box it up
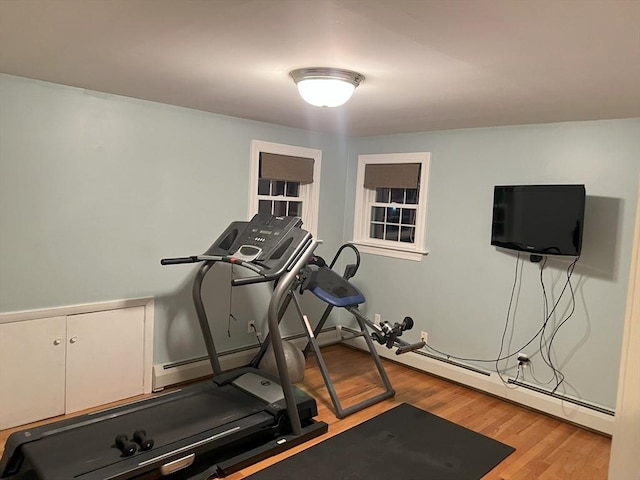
[345,120,640,409]
[0,74,349,364]
[2,74,638,409]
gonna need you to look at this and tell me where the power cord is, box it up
[248,321,262,348]
[495,252,522,385]
[423,254,580,389]
[546,257,578,393]
[227,264,237,337]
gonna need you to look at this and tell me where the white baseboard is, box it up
[152,329,341,391]
[153,325,614,434]
[340,331,614,435]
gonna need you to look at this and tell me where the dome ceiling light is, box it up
[289,67,365,107]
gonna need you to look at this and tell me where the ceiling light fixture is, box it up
[289,67,365,107]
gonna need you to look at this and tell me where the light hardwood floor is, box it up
[0,345,611,479]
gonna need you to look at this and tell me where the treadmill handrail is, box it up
[197,255,264,274]
[161,255,264,274]
[266,237,319,436]
[160,256,200,265]
[161,232,313,284]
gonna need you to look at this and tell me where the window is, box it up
[249,140,322,236]
[352,152,430,261]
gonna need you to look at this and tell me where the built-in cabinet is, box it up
[0,299,153,430]
[0,316,67,429]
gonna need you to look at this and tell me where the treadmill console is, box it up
[171,214,311,279]
[228,214,302,259]
[233,245,263,262]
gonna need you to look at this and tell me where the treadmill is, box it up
[0,214,328,479]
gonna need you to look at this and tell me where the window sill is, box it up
[350,241,428,261]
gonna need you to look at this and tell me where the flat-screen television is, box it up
[491,184,586,257]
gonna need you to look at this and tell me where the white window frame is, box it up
[352,152,430,261]
[248,140,322,237]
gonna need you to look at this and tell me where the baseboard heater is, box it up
[153,328,339,391]
[507,378,615,416]
[339,325,614,432]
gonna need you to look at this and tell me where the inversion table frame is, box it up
[252,244,423,419]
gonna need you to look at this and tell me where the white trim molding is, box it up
[352,152,430,261]
[608,180,640,477]
[341,332,614,434]
[153,329,340,391]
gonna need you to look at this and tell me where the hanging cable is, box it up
[548,257,579,392]
[537,256,560,387]
[227,264,237,337]
[424,255,580,373]
[494,252,521,385]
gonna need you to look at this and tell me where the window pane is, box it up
[274,201,287,216]
[288,201,302,216]
[371,206,385,222]
[375,188,390,203]
[385,224,399,241]
[391,188,404,204]
[285,182,300,197]
[273,181,286,196]
[258,179,271,196]
[258,200,272,215]
[386,207,400,224]
[370,223,384,239]
[405,188,418,205]
[400,226,415,243]
[401,208,416,225]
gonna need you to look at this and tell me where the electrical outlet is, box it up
[374,313,381,325]
[248,320,256,334]
[517,352,530,366]
[420,331,428,344]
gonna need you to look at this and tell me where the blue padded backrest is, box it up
[309,267,366,307]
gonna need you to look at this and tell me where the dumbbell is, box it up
[115,434,137,456]
[133,429,154,451]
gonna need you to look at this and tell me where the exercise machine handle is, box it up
[328,243,360,269]
[231,272,279,286]
[160,256,200,265]
[395,341,426,355]
[328,243,361,280]
[162,253,279,287]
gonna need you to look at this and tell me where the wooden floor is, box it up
[1,345,611,479]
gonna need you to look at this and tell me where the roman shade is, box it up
[363,163,420,189]
[260,153,314,184]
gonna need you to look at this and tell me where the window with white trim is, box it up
[249,140,322,236]
[352,152,430,261]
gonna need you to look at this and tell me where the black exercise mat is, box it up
[248,403,515,480]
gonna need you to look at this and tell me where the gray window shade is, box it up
[260,153,314,184]
[364,163,421,189]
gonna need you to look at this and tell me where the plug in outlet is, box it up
[374,313,381,325]
[420,331,428,344]
[248,320,256,334]
[517,352,530,367]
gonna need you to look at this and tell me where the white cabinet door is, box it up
[0,316,67,429]
[65,306,145,413]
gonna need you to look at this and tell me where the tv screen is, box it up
[491,184,585,256]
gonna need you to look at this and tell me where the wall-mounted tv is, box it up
[491,184,586,257]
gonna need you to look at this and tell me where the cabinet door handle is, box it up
[69,336,78,344]
[53,338,62,346]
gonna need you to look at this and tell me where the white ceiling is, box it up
[1,0,639,137]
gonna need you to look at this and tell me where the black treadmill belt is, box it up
[21,384,272,479]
